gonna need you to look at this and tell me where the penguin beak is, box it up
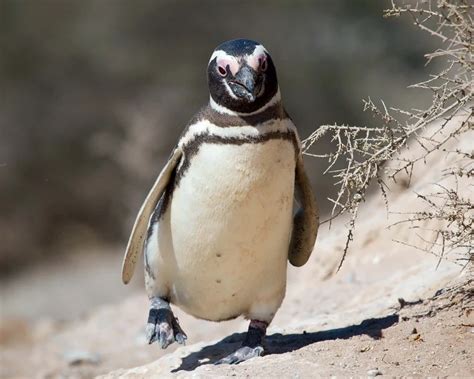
[229,66,259,102]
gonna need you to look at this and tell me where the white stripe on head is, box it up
[223,81,238,100]
[245,44,268,71]
[209,88,282,116]
[209,49,229,64]
[209,50,239,76]
[209,50,240,100]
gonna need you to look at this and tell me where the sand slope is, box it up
[1,113,472,378]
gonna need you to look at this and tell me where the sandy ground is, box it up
[1,114,472,378]
[101,287,473,378]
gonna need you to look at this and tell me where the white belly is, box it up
[149,138,295,321]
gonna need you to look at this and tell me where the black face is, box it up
[207,39,279,114]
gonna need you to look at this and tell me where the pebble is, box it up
[367,368,382,376]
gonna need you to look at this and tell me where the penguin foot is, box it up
[145,307,187,349]
[215,345,264,365]
[215,319,268,365]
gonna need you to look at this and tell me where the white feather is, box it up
[145,120,298,322]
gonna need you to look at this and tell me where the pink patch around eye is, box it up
[216,57,239,76]
[247,54,267,71]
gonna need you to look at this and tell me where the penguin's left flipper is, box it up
[121,147,183,284]
[288,154,319,267]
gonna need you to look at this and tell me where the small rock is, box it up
[409,333,423,342]
[64,350,101,366]
[367,368,382,377]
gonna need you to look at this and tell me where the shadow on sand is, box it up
[172,313,399,372]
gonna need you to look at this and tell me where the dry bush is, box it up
[303,0,473,270]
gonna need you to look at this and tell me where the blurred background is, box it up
[0,0,435,320]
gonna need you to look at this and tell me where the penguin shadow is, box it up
[171,313,399,372]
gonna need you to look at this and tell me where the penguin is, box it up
[122,39,319,364]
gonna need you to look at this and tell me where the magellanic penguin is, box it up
[122,39,319,364]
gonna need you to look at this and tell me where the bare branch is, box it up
[304,0,473,269]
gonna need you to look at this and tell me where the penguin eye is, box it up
[217,65,227,77]
[260,58,268,72]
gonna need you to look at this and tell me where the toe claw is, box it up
[158,323,175,349]
[175,333,187,345]
[160,337,171,349]
[158,333,166,349]
[145,323,157,344]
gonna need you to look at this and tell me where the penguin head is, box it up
[207,39,279,114]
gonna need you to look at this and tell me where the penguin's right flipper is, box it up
[288,154,319,267]
[121,147,183,284]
